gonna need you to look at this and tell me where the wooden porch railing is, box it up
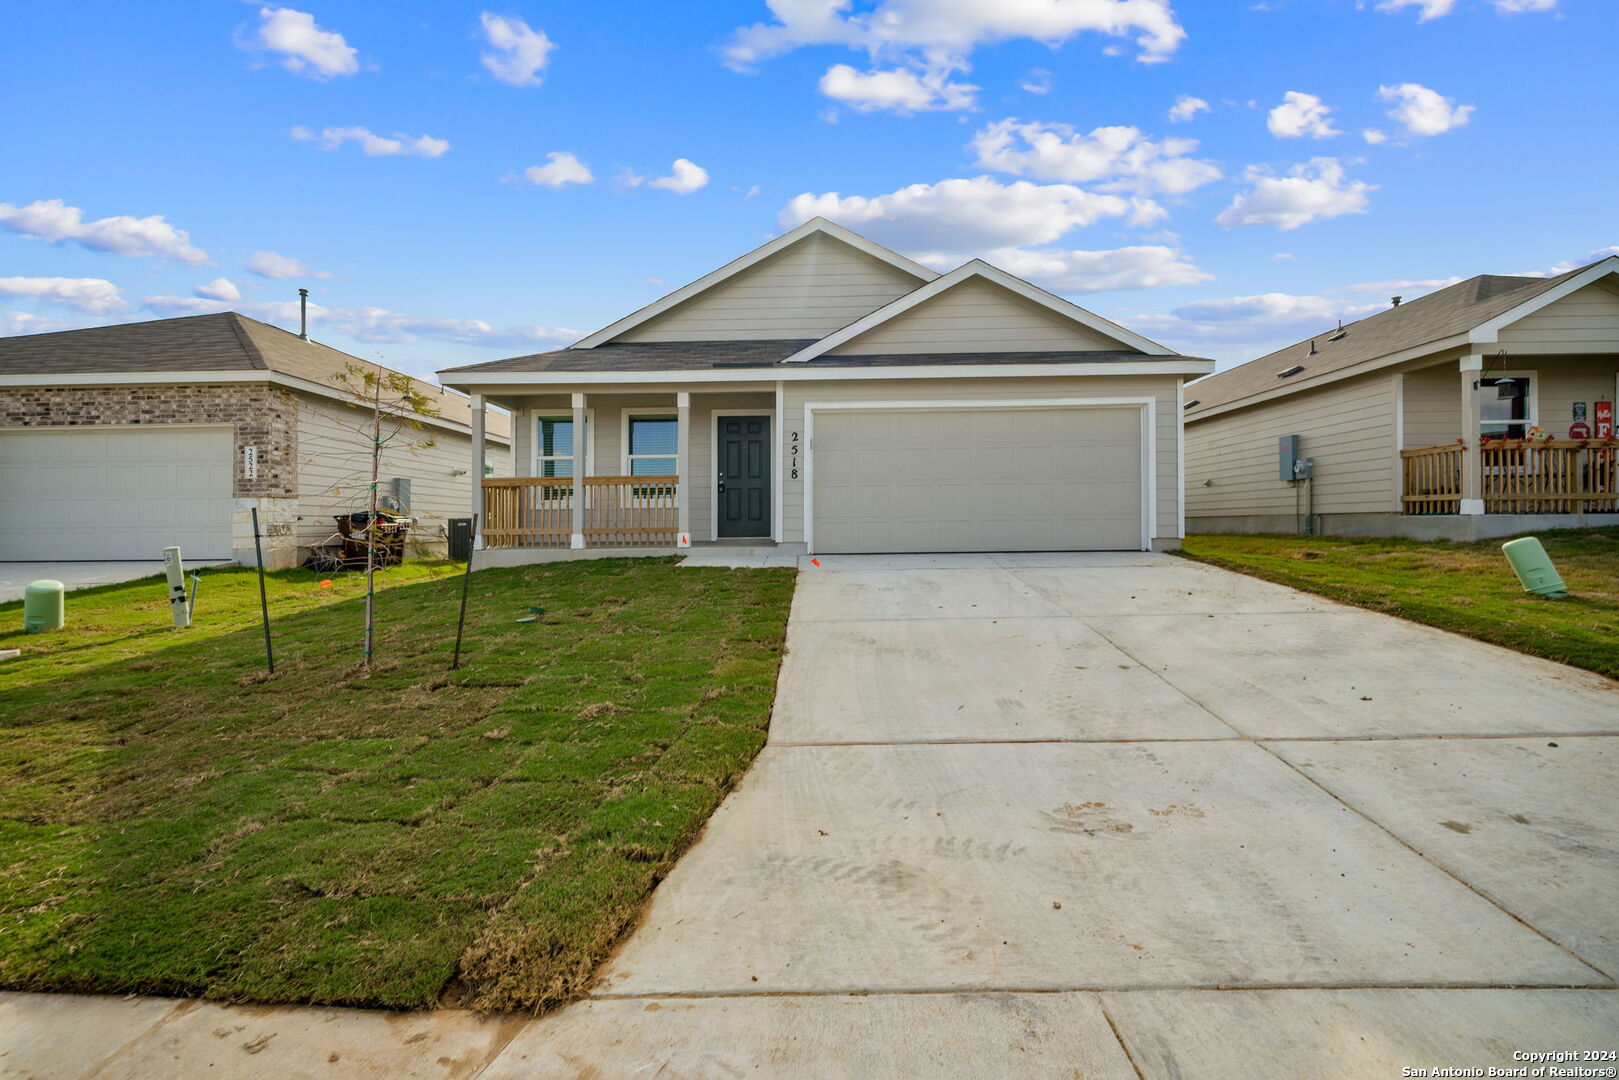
[1400,443,1463,515]
[1401,440,1619,515]
[1480,440,1619,514]
[481,476,680,548]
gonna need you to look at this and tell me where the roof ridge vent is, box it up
[1328,319,1347,342]
[1277,364,1306,378]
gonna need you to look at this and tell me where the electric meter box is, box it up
[1278,434,1302,482]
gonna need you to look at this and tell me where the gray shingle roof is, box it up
[440,339,1206,374]
[1183,267,1586,416]
[0,312,509,437]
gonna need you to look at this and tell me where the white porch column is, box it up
[1459,354,1484,515]
[570,392,587,548]
[676,391,692,547]
[469,393,486,549]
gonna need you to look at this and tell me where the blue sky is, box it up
[2,0,1613,376]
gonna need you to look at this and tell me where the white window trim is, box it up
[618,408,679,478]
[532,408,594,478]
[801,397,1158,555]
[710,409,777,542]
[1477,369,1538,438]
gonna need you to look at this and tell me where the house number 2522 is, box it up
[789,431,800,480]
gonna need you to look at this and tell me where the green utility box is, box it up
[1501,537,1568,599]
[23,580,65,633]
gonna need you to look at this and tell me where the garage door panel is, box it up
[0,428,234,560]
[812,406,1144,554]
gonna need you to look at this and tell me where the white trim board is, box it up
[801,396,1158,554]
[709,409,777,542]
[572,218,938,349]
[441,358,1213,389]
[782,259,1174,363]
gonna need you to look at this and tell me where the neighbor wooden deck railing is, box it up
[1401,440,1619,515]
[1400,443,1463,515]
[1480,439,1619,514]
[481,476,681,548]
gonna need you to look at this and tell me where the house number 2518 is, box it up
[789,431,800,480]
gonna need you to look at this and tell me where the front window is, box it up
[626,414,678,475]
[537,415,586,477]
[1479,376,1533,440]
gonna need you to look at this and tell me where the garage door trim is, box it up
[802,397,1156,554]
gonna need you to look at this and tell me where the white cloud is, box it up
[1266,91,1340,139]
[521,151,594,188]
[1167,94,1209,122]
[246,250,333,280]
[1,311,104,336]
[325,306,577,349]
[648,158,710,194]
[1333,276,1463,297]
[970,119,1220,195]
[978,245,1211,293]
[817,63,977,113]
[0,276,126,314]
[1377,82,1474,137]
[251,6,358,79]
[1123,291,1386,362]
[195,277,241,302]
[1019,68,1052,95]
[479,12,554,87]
[782,175,1151,253]
[0,199,209,264]
[1519,246,1619,277]
[725,0,1187,70]
[290,125,450,157]
[1491,0,1556,11]
[1273,252,1297,261]
[1362,128,1388,144]
[1375,0,1457,19]
[1215,158,1375,231]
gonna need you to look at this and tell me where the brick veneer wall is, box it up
[0,382,299,498]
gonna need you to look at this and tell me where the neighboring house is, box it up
[437,218,1213,558]
[0,313,511,568]
[1184,256,1619,540]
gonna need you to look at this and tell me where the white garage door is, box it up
[810,406,1145,553]
[0,427,235,560]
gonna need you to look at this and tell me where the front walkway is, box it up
[4,554,1615,1077]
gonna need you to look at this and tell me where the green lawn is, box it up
[0,557,794,1012]
[1178,530,1619,679]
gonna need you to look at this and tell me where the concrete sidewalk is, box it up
[3,552,1615,1078]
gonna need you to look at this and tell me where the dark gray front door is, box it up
[717,415,771,538]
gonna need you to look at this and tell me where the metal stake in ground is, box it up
[250,506,274,673]
[451,513,478,671]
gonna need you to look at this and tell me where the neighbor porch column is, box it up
[570,392,587,548]
[1459,354,1484,515]
[676,391,692,547]
[469,393,486,549]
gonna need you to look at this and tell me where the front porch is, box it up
[1401,439,1619,515]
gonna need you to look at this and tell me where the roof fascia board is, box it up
[438,358,1214,390]
[782,259,1172,364]
[1184,334,1470,422]
[1469,258,1619,344]
[570,218,939,350]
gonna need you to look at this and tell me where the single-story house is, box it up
[0,312,511,568]
[1183,256,1619,540]
[436,218,1214,559]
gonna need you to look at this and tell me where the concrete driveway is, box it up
[497,552,1619,1077]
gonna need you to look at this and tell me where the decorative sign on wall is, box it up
[242,445,259,480]
[1597,401,1615,440]
[1572,401,1588,422]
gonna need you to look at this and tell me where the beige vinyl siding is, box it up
[781,375,1180,545]
[1401,363,1461,447]
[509,392,775,542]
[295,392,508,554]
[828,277,1127,355]
[1185,374,1396,518]
[1499,282,1619,347]
[615,233,921,343]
